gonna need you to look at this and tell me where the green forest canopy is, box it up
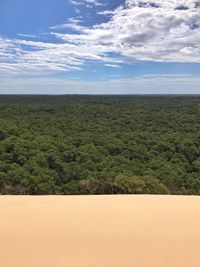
[0,95,200,195]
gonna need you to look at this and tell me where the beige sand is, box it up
[0,195,200,267]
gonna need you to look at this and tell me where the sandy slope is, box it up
[0,195,200,267]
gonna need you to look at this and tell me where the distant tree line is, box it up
[0,95,200,195]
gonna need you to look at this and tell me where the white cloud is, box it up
[105,64,121,68]
[84,0,105,6]
[0,37,84,75]
[53,0,200,63]
[70,0,105,7]
[125,0,199,9]
[98,6,123,16]
[50,17,84,30]
[17,33,38,38]
[0,0,200,76]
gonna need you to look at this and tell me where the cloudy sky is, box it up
[0,0,200,94]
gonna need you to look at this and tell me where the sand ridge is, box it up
[0,195,200,267]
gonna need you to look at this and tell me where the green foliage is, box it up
[0,95,200,195]
[114,175,145,194]
[113,175,170,194]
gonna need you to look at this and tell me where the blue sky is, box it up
[0,0,200,94]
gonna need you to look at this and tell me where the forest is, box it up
[0,95,200,195]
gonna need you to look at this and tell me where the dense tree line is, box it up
[0,95,200,195]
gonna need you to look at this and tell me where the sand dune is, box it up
[0,195,200,267]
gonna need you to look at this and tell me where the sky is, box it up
[0,0,200,94]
